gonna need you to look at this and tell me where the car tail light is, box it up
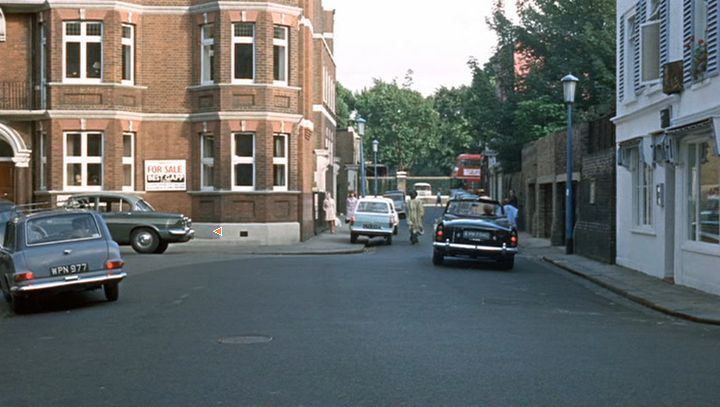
[435,225,444,241]
[510,233,518,247]
[15,272,34,282]
[105,260,124,270]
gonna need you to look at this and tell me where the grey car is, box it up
[0,210,127,313]
[66,193,194,254]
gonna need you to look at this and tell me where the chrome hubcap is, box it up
[136,232,153,248]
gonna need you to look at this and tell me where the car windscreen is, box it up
[356,201,390,214]
[384,195,404,205]
[135,199,155,212]
[26,214,102,245]
[446,201,503,218]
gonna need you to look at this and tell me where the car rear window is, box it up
[26,214,102,245]
[356,201,390,214]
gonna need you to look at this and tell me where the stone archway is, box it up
[0,122,31,168]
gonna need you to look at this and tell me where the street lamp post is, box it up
[356,117,367,197]
[562,74,579,255]
[372,139,379,196]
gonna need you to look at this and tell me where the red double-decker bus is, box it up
[451,153,484,192]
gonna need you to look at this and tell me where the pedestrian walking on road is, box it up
[503,197,519,229]
[407,190,425,244]
[324,192,337,234]
[436,191,443,207]
[346,192,358,223]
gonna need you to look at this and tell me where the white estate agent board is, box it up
[145,160,187,191]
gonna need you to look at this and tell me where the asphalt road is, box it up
[1,208,720,406]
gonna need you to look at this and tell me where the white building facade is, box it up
[614,0,720,295]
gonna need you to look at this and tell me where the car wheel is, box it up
[104,283,119,302]
[131,228,160,254]
[10,294,28,314]
[432,250,444,266]
[154,241,169,254]
[385,234,393,245]
[350,233,358,244]
[498,257,514,270]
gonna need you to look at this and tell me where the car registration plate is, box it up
[464,230,491,241]
[50,263,89,276]
[363,224,381,229]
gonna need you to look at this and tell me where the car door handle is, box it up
[63,249,72,255]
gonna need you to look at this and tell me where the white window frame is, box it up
[122,133,134,191]
[631,146,653,227]
[639,0,661,84]
[121,24,134,86]
[201,23,214,85]
[63,21,103,83]
[232,133,255,191]
[625,14,637,101]
[232,22,255,84]
[0,7,6,42]
[63,131,103,191]
[39,133,48,190]
[273,25,289,85]
[200,133,215,191]
[273,133,288,191]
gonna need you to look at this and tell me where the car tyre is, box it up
[385,234,393,245]
[350,233,358,244]
[10,294,28,314]
[154,241,169,254]
[131,228,160,254]
[104,283,119,302]
[498,257,514,270]
[432,250,444,266]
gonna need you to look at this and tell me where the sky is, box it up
[322,0,518,96]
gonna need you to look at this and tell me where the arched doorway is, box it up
[0,139,14,201]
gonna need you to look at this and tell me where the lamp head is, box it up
[561,74,579,104]
[356,117,366,136]
[372,139,379,152]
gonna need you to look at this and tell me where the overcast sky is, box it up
[322,0,518,96]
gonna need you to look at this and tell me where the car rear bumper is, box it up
[350,227,393,236]
[12,271,127,293]
[433,241,518,258]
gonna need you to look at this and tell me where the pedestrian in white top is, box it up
[503,197,519,228]
[324,193,337,234]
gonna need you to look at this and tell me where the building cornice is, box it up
[34,1,303,16]
[612,94,679,125]
[38,109,304,123]
[312,104,336,127]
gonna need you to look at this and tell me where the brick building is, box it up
[0,0,336,243]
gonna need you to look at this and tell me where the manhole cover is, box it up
[218,335,273,345]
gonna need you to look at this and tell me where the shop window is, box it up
[63,22,103,82]
[232,133,254,190]
[122,133,134,191]
[687,141,720,244]
[273,134,288,191]
[273,25,288,84]
[200,134,215,190]
[233,23,255,82]
[64,132,103,190]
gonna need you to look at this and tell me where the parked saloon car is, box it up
[0,210,126,313]
[350,197,399,245]
[383,190,407,219]
[66,193,194,254]
[432,197,518,269]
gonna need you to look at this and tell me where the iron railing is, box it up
[0,81,31,110]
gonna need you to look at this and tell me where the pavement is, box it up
[183,227,720,325]
[518,232,720,326]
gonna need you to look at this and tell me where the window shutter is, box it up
[659,0,669,74]
[707,0,719,74]
[634,0,646,94]
[619,18,626,101]
[683,0,694,84]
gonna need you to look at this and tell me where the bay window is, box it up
[201,134,215,190]
[273,25,288,84]
[201,24,214,84]
[232,133,254,190]
[122,133,134,191]
[121,24,134,85]
[65,132,103,190]
[273,134,288,191]
[233,23,255,82]
[64,22,103,82]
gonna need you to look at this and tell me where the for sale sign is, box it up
[145,160,187,191]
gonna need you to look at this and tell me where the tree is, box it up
[354,78,439,171]
[335,82,356,130]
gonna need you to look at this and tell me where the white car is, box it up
[349,197,400,244]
